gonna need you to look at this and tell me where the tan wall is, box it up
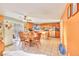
[61,4,79,56]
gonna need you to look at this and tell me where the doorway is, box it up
[13,23,24,48]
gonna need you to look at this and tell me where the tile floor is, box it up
[23,38,60,56]
[4,38,60,56]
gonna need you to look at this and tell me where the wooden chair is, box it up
[33,32,41,48]
[19,32,30,47]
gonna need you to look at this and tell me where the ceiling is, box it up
[0,3,66,19]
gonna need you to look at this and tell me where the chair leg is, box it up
[25,41,30,47]
[35,41,40,48]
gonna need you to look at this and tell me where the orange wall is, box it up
[61,4,79,56]
[0,15,4,55]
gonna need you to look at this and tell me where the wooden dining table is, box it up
[19,31,41,47]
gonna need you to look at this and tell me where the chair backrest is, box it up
[35,32,41,40]
[19,32,26,41]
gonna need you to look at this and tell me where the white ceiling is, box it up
[0,3,66,19]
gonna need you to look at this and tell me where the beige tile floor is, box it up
[23,38,60,56]
[4,38,60,56]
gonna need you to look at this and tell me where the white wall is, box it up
[4,16,24,46]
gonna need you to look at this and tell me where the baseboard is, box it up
[5,43,14,47]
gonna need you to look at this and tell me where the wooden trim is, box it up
[5,43,13,47]
[70,4,72,16]
[77,3,79,11]
[67,4,71,19]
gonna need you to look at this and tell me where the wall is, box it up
[0,15,4,41]
[4,16,24,46]
[61,4,79,56]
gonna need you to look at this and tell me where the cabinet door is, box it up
[55,31,60,38]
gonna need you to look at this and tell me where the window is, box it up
[67,3,79,18]
[71,3,79,15]
[72,3,77,15]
